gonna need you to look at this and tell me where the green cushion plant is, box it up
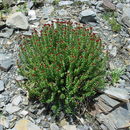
[18,20,107,115]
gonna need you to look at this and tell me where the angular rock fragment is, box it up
[6,12,29,30]
[59,1,73,6]
[13,119,41,130]
[79,9,97,24]
[104,87,129,102]
[0,59,13,72]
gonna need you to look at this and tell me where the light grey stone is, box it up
[0,124,3,130]
[110,46,117,57]
[104,87,129,102]
[50,123,59,130]
[79,9,97,24]
[28,10,37,21]
[19,110,28,116]
[12,95,22,106]
[0,21,5,28]
[116,3,124,10]
[0,59,13,72]
[0,27,14,38]
[6,12,29,30]
[5,104,21,114]
[126,65,130,72]
[42,6,54,18]
[59,1,73,6]
[0,80,5,92]
[57,9,68,16]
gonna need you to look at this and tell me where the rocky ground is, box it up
[0,0,130,130]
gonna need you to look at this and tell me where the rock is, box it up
[5,104,21,114]
[0,80,5,92]
[79,9,97,24]
[110,46,117,57]
[19,110,28,116]
[6,12,29,30]
[0,27,14,38]
[126,65,130,72]
[102,0,116,10]
[28,10,37,21]
[0,116,9,128]
[41,121,50,128]
[126,44,130,52]
[77,125,92,130]
[59,1,73,6]
[45,0,54,4]
[0,58,13,72]
[50,123,59,130]
[59,119,68,127]
[13,119,41,130]
[116,3,124,10]
[122,6,130,27]
[104,87,129,102]
[97,103,130,129]
[57,9,68,16]
[97,94,120,108]
[0,125,3,130]
[12,95,22,106]
[42,6,54,18]
[27,0,34,9]
[63,125,76,130]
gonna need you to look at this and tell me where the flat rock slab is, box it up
[100,94,120,107]
[97,103,130,129]
[104,87,129,102]
[6,12,29,30]
[5,104,21,114]
[13,119,41,130]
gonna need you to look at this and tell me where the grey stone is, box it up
[0,27,14,38]
[110,46,117,57]
[41,121,50,128]
[28,10,37,21]
[79,9,97,24]
[96,100,113,113]
[120,75,129,81]
[5,104,21,114]
[45,0,54,4]
[0,58,13,72]
[27,0,34,9]
[50,123,59,130]
[57,9,68,16]
[12,95,22,106]
[126,65,130,72]
[122,6,130,27]
[42,6,54,18]
[116,3,124,10]
[77,125,92,130]
[103,0,116,10]
[6,12,29,30]
[0,125,3,130]
[100,94,120,108]
[0,81,5,92]
[104,87,129,102]
[97,103,130,129]
[2,0,15,6]
[59,1,73,6]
